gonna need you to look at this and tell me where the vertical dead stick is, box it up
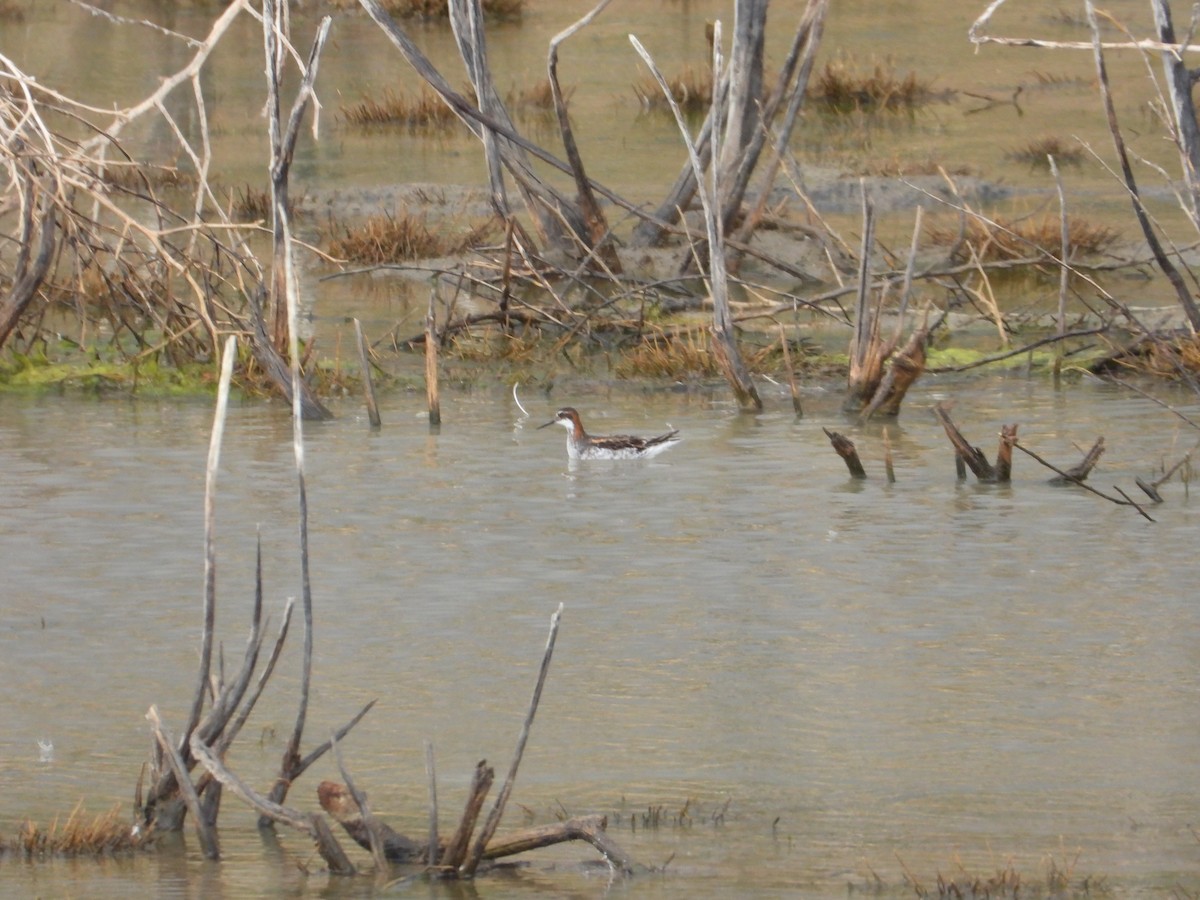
[185,334,237,748]
[425,284,441,428]
[425,740,440,867]
[441,760,493,869]
[1048,155,1069,381]
[353,318,381,429]
[191,737,355,874]
[883,426,895,483]
[464,603,564,875]
[330,732,388,873]
[147,706,219,860]
[995,424,1018,483]
[629,31,761,411]
[823,427,867,478]
[777,324,803,416]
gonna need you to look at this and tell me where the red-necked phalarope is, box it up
[539,407,680,461]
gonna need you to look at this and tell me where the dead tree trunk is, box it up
[1152,0,1200,225]
[933,404,1000,482]
[448,0,586,257]
[631,0,830,257]
[0,167,57,351]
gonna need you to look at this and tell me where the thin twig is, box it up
[464,604,564,875]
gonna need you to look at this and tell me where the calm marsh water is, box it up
[2,377,1199,897]
[2,0,1200,897]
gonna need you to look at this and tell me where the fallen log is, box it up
[318,780,635,874]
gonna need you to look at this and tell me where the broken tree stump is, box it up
[995,424,1018,483]
[933,404,998,482]
[823,427,867,478]
[1048,436,1105,485]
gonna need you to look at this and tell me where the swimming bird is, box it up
[539,407,680,461]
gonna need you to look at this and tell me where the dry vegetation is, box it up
[1,804,147,858]
[1006,135,1085,168]
[810,58,935,114]
[633,65,714,115]
[927,213,1119,264]
[338,86,461,130]
[327,211,499,264]
[506,78,565,116]
[326,0,522,18]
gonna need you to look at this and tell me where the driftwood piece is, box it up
[318,781,424,863]
[1010,438,1153,521]
[319,781,634,874]
[932,404,997,481]
[1048,436,1105,484]
[823,427,867,478]
[191,737,356,875]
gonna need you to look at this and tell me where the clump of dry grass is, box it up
[617,326,722,379]
[1125,332,1200,378]
[507,79,568,116]
[99,162,195,192]
[1027,69,1091,88]
[810,59,934,114]
[223,185,302,223]
[1007,135,1084,168]
[3,803,147,858]
[615,325,795,379]
[328,211,499,264]
[326,0,522,18]
[927,213,1119,263]
[339,87,459,130]
[855,156,975,178]
[633,65,714,115]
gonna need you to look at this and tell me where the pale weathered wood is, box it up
[319,780,635,874]
[465,604,564,875]
[441,760,493,869]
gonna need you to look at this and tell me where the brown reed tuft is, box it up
[4,803,147,858]
[615,325,784,379]
[506,78,567,116]
[326,0,522,18]
[1007,135,1084,168]
[328,211,499,264]
[339,87,459,131]
[810,59,934,114]
[100,163,195,192]
[633,65,714,115]
[926,213,1118,263]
